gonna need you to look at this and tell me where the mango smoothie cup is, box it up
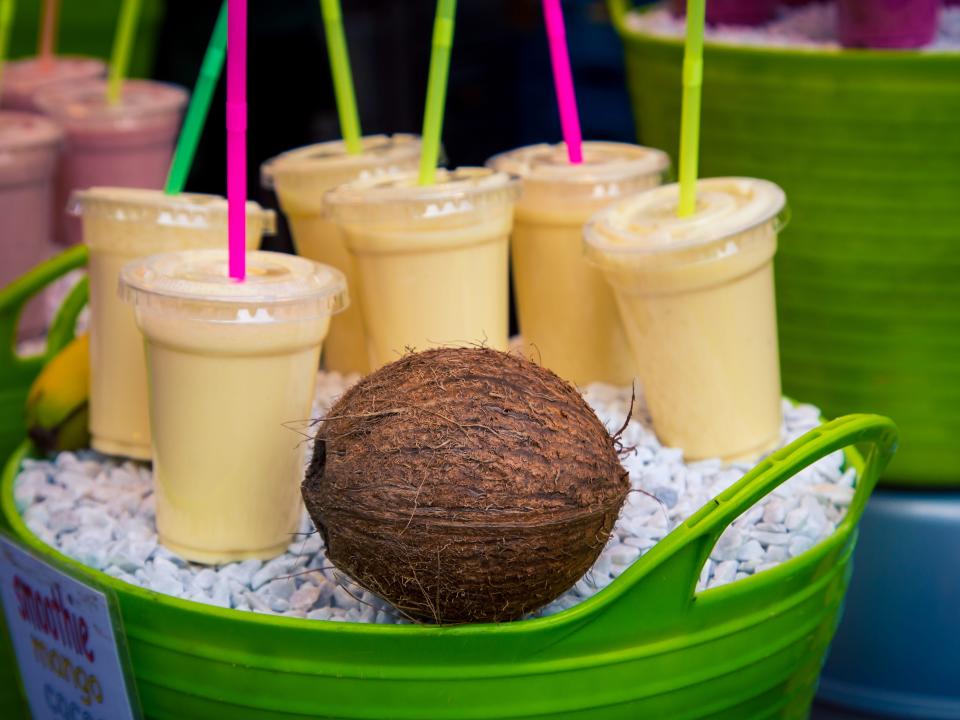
[325,167,518,370]
[72,188,273,461]
[487,141,669,386]
[261,134,422,375]
[584,177,788,462]
[120,250,347,564]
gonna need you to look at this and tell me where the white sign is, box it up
[0,535,139,720]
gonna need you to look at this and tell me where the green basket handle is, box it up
[0,245,89,372]
[578,414,898,640]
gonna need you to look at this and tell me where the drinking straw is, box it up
[0,0,13,92]
[38,0,58,69]
[542,0,582,165]
[320,0,362,155]
[677,0,706,217]
[227,0,247,280]
[165,1,228,194]
[106,0,142,104]
[418,0,457,186]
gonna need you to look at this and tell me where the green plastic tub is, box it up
[610,0,960,487]
[1,416,896,718]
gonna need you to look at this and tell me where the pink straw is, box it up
[542,0,582,164]
[39,0,60,69]
[226,0,246,280]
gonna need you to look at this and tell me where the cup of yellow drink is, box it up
[325,167,518,370]
[262,134,422,374]
[585,177,788,461]
[72,188,273,460]
[120,249,347,563]
[488,141,669,386]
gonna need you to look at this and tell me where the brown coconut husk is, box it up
[302,347,629,624]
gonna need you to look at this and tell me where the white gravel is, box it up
[627,2,960,51]
[13,371,855,624]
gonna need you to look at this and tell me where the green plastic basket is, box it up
[609,0,960,487]
[0,415,896,719]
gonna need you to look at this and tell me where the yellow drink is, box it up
[120,250,347,564]
[488,141,669,385]
[326,168,518,370]
[262,135,422,374]
[74,188,272,460]
[585,178,787,461]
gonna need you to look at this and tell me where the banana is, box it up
[25,334,91,453]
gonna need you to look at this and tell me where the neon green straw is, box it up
[677,0,705,217]
[0,0,15,94]
[320,0,362,155]
[418,0,457,186]
[165,1,227,194]
[106,0,142,104]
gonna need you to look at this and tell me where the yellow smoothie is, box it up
[73,188,272,460]
[262,135,422,375]
[585,177,787,461]
[488,142,669,386]
[325,167,518,370]
[120,250,347,564]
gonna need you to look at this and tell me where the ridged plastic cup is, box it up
[488,141,669,386]
[585,177,787,462]
[120,250,346,564]
[837,0,939,49]
[35,79,188,246]
[0,112,62,338]
[261,134,422,375]
[0,57,107,113]
[325,167,518,370]
[72,188,273,461]
[669,0,778,26]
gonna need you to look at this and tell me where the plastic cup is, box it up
[261,134,422,375]
[669,0,778,26]
[585,177,787,462]
[837,0,939,49]
[487,141,669,386]
[325,167,518,370]
[71,188,273,461]
[0,112,63,338]
[0,56,107,113]
[35,79,188,246]
[120,249,346,564]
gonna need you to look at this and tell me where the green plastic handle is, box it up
[0,245,89,370]
[581,414,898,637]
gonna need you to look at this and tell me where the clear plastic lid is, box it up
[584,177,787,261]
[120,249,348,323]
[260,134,423,190]
[3,56,107,95]
[34,79,188,129]
[0,110,62,151]
[324,166,519,225]
[488,141,670,186]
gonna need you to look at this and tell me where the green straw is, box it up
[320,0,362,155]
[106,0,142,104]
[677,0,705,217]
[0,0,15,94]
[418,0,457,186]
[165,1,228,194]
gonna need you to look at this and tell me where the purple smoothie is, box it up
[0,112,63,337]
[837,0,939,48]
[35,79,188,246]
[670,0,778,26]
[0,57,107,113]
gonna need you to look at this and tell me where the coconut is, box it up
[302,347,629,624]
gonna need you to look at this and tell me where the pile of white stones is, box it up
[13,371,854,624]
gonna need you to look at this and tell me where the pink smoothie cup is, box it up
[34,79,188,246]
[0,57,107,113]
[837,0,939,49]
[0,112,63,338]
[669,0,778,26]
